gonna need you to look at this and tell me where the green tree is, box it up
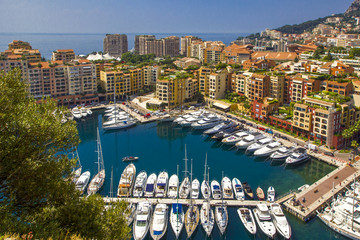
[0,69,130,239]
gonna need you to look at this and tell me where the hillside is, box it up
[346,0,360,14]
[275,16,330,34]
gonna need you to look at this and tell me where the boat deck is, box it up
[103,197,270,207]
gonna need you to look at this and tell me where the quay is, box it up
[103,197,269,207]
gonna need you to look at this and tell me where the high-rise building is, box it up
[51,49,75,63]
[103,34,128,57]
[135,35,179,57]
[162,36,180,57]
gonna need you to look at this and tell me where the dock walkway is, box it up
[103,197,269,207]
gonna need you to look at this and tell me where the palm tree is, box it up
[351,140,359,162]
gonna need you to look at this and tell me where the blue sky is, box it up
[0,0,353,34]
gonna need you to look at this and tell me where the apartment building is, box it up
[198,67,212,96]
[143,66,161,86]
[103,34,128,57]
[8,40,32,50]
[173,57,201,69]
[252,97,280,121]
[292,103,313,134]
[129,68,143,94]
[289,77,320,102]
[3,48,41,63]
[184,78,199,101]
[234,72,252,95]
[51,49,75,63]
[162,36,180,57]
[318,61,354,76]
[100,70,131,99]
[242,58,276,70]
[180,36,200,56]
[221,44,251,64]
[156,78,182,106]
[135,35,179,57]
[320,80,353,96]
[208,71,227,100]
[245,74,270,101]
[203,45,223,64]
[269,76,285,104]
[135,35,156,54]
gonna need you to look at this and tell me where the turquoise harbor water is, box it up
[77,111,346,240]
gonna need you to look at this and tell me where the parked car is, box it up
[324,151,334,157]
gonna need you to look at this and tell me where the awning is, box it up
[157,183,166,187]
[213,102,230,110]
[172,203,183,213]
[145,184,154,192]
[213,185,220,190]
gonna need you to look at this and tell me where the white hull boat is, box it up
[236,132,266,149]
[237,208,257,235]
[211,180,222,200]
[117,163,136,197]
[254,141,282,157]
[133,171,148,198]
[150,204,168,240]
[246,137,273,153]
[201,180,211,199]
[170,203,184,239]
[75,171,90,193]
[167,174,179,198]
[191,179,200,199]
[179,177,190,199]
[133,201,152,240]
[270,203,291,239]
[221,131,249,145]
[200,201,215,237]
[215,205,228,235]
[253,204,276,239]
[144,173,157,198]
[222,177,234,199]
[103,119,136,130]
[267,186,275,202]
[270,146,296,161]
[286,147,310,165]
[155,171,169,198]
[232,178,245,200]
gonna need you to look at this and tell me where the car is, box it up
[258,127,266,131]
[324,151,334,157]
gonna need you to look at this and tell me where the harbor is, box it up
[75,109,352,239]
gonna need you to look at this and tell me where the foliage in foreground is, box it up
[0,69,130,239]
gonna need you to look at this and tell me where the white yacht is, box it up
[117,163,136,197]
[211,180,222,200]
[253,204,276,239]
[155,171,168,198]
[267,186,276,202]
[179,115,204,127]
[246,137,272,153]
[144,173,157,198]
[103,115,130,126]
[133,171,148,198]
[133,201,152,240]
[179,177,190,199]
[103,118,137,131]
[221,131,249,145]
[203,122,226,135]
[254,141,282,157]
[104,110,126,117]
[215,204,228,235]
[80,107,88,117]
[150,204,168,240]
[200,201,215,237]
[285,147,310,165]
[191,179,200,199]
[270,203,291,239]
[237,208,257,235]
[236,132,266,149]
[75,171,90,193]
[170,203,184,239]
[222,177,234,199]
[167,174,179,198]
[232,178,245,200]
[270,146,296,161]
[191,117,222,130]
[71,107,82,119]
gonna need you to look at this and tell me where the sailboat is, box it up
[72,149,82,183]
[201,153,211,199]
[179,145,190,199]
[184,159,199,238]
[215,172,229,235]
[200,200,214,237]
[170,165,184,239]
[87,128,106,196]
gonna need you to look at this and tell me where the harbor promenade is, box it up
[103,197,269,207]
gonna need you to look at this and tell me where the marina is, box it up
[76,109,352,239]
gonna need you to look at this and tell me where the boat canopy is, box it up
[157,183,166,187]
[213,185,220,190]
[146,184,154,192]
[172,203,183,213]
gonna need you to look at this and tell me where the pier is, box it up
[103,197,269,207]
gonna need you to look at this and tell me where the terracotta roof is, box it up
[56,49,75,53]
[251,52,298,61]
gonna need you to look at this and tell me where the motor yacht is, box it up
[191,179,200,199]
[212,127,241,141]
[203,121,235,135]
[232,178,245,200]
[75,171,90,193]
[71,107,82,119]
[285,147,310,165]
[270,203,291,239]
[104,110,126,117]
[133,201,152,240]
[236,132,266,149]
[254,141,282,157]
[167,174,179,198]
[103,115,130,126]
[200,201,214,237]
[179,115,205,127]
[237,208,257,235]
[222,177,234,199]
[246,137,272,153]
[267,186,275,202]
[211,180,222,200]
[170,203,184,239]
[133,171,148,198]
[253,204,276,239]
[117,163,136,197]
[270,146,296,161]
[191,117,222,130]
[103,118,137,131]
[144,173,157,198]
[221,131,249,145]
[155,171,168,198]
[150,204,168,240]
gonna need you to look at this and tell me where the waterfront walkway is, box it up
[283,164,359,221]
[103,197,269,207]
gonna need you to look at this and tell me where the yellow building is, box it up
[199,67,212,96]
[100,70,131,99]
[292,103,312,132]
[129,68,143,94]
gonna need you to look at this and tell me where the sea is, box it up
[76,110,347,240]
[0,32,249,60]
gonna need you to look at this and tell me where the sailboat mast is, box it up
[203,153,207,182]
[76,148,81,167]
[110,166,114,198]
[96,128,101,173]
[190,158,193,208]
[352,175,356,230]
[184,144,188,179]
